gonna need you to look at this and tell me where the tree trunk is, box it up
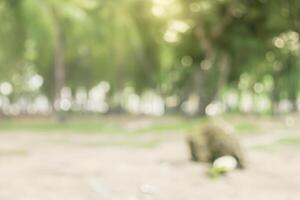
[194,19,231,116]
[195,68,216,116]
[52,15,66,121]
[271,74,280,115]
[54,26,65,107]
[289,90,298,112]
[195,52,230,116]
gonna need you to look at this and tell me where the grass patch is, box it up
[0,116,201,135]
[277,136,300,146]
[0,115,260,135]
[78,139,162,149]
[0,149,28,156]
[234,121,259,134]
[0,118,126,134]
[253,144,279,152]
[132,119,201,134]
[254,136,300,152]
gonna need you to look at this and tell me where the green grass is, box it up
[0,118,119,133]
[254,136,300,152]
[253,144,279,152]
[0,115,261,135]
[78,139,162,149]
[234,121,260,133]
[0,149,28,156]
[277,136,300,146]
[0,116,202,135]
[132,119,201,134]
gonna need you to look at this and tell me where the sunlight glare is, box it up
[0,82,13,96]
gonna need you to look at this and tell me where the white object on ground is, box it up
[213,156,238,172]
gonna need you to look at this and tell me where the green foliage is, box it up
[1,0,300,115]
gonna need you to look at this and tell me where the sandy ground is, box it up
[0,131,299,200]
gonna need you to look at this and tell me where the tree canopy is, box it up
[0,0,300,116]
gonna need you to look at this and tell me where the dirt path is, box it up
[0,132,299,200]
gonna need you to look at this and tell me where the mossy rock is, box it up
[187,122,246,168]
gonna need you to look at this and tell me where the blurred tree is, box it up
[1,0,300,116]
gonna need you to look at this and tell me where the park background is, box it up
[0,0,300,199]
